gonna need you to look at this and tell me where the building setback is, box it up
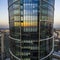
[8,0,55,60]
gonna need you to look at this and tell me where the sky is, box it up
[0,0,8,28]
[54,0,60,28]
[0,0,60,28]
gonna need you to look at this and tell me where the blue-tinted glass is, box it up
[24,4,38,10]
[24,10,38,16]
[24,0,39,3]
[24,0,39,16]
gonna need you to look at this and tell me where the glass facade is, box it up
[8,0,55,60]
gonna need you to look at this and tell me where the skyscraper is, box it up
[0,32,5,60]
[8,0,55,60]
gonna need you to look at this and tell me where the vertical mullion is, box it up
[20,0,22,59]
[38,0,41,60]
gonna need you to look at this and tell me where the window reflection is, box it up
[40,21,53,39]
[23,0,39,32]
[14,22,37,27]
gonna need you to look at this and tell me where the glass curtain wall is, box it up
[8,0,55,60]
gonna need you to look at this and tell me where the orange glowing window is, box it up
[14,22,37,27]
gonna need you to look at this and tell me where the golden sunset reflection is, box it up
[14,22,37,27]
